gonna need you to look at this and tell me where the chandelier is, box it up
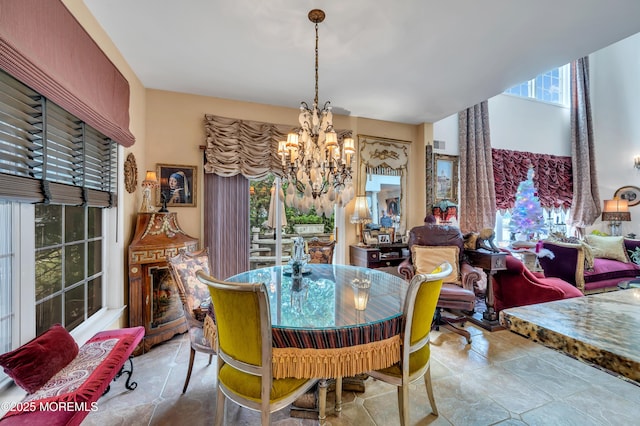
[278,9,355,217]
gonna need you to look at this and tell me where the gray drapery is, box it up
[458,101,496,232]
[203,172,249,280]
[567,57,600,236]
[202,115,288,279]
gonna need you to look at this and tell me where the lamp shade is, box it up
[602,199,631,222]
[350,196,372,224]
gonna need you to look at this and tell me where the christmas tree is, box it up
[510,165,545,239]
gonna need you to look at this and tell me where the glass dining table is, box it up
[219,263,409,423]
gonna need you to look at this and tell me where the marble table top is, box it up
[500,288,640,383]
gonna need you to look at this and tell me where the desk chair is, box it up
[398,224,481,343]
[368,262,452,425]
[196,271,317,426]
[167,248,216,393]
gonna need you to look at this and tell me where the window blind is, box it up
[0,70,116,207]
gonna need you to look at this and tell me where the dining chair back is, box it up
[368,262,452,426]
[306,237,335,264]
[196,270,317,426]
[167,248,216,393]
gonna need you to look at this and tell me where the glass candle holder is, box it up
[352,277,371,310]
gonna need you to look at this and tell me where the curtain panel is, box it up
[567,57,600,233]
[493,149,573,213]
[458,101,496,232]
[0,0,135,147]
[202,114,289,279]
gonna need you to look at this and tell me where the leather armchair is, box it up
[398,224,481,343]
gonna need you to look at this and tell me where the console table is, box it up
[349,243,409,269]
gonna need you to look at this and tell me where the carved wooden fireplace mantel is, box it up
[128,212,198,353]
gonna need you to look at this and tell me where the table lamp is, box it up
[602,198,630,236]
[140,171,159,213]
[350,195,372,245]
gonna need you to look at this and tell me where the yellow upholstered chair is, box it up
[368,262,452,426]
[196,270,317,426]
[167,248,216,393]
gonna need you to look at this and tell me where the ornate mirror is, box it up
[358,135,410,239]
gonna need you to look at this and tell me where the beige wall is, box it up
[145,89,432,263]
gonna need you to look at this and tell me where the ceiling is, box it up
[85,0,640,124]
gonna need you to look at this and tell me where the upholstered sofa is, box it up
[539,235,640,294]
[493,253,583,312]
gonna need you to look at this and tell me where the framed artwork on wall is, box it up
[426,145,459,209]
[614,185,640,207]
[156,164,197,207]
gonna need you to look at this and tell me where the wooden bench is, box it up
[0,326,145,426]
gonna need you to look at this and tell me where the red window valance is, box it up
[0,0,135,147]
[493,148,572,212]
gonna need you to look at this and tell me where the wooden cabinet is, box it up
[349,244,409,269]
[128,212,198,353]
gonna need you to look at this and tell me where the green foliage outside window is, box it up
[249,175,334,234]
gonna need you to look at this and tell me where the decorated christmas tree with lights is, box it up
[510,165,545,239]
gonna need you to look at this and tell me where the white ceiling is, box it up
[85,0,640,124]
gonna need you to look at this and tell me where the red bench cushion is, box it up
[0,324,78,394]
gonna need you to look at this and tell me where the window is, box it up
[35,205,103,334]
[495,209,569,245]
[0,201,15,385]
[504,65,570,106]
[0,68,117,379]
[249,175,334,270]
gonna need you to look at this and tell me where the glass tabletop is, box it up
[226,264,407,331]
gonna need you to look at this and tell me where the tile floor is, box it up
[83,324,640,426]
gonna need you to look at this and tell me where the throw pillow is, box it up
[0,324,78,393]
[624,238,640,265]
[584,235,629,263]
[411,245,460,284]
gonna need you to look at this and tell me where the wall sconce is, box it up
[352,276,371,311]
[602,198,631,236]
[140,170,158,213]
[635,156,640,170]
[350,195,372,245]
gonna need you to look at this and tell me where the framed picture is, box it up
[156,164,197,207]
[378,233,391,244]
[426,145,459,208]
[363,229,372,243]
[614,186,640,207]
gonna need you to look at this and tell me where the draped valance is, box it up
[493,148,572,212]
[203,114,352,180]
[0,0,135,146]
[203,114,289,179]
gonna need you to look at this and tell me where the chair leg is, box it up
[208,353,213,365]
[433,308,471,344]
[215,384,225,426]
[397,383,409,426]
[183,347,196,393]
[424,364,438,416]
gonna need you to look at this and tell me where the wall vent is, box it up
[433,140,446,150]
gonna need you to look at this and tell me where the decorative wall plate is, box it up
[614,185,640,207]
[124,153,138,193]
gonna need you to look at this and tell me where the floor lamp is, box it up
[350,195,372,245]
[602,198,630,236]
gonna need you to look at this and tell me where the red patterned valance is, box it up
[493,148,572,212]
